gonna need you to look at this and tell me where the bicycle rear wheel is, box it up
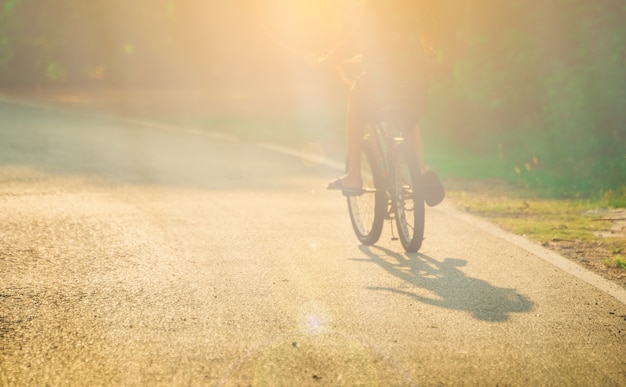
[347,139,386,245]
[391,142,425,252]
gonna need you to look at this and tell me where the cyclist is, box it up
[327,0,444,206]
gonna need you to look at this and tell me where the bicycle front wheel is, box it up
[391,142,425,253]
[347,140,386,245]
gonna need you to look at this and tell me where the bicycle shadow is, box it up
[356,245,534,322]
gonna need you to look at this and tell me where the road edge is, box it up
[435,202,626,305]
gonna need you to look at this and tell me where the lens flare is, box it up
[298,300,331,335]
[256,0,363,56]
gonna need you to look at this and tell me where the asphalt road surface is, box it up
[1,100,625,386]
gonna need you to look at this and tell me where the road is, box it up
[1,100,625,386]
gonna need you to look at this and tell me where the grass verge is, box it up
[443,179,626,289]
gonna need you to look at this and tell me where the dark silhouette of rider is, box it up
[327,0,443,205]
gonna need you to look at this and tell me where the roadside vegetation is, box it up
[443,183,626,287]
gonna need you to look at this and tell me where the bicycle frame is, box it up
[366,109,412,209]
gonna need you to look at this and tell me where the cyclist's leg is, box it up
[328,80,367,190]
[403,122,424,172]
[404,113,445,207]
[344,82,367,186]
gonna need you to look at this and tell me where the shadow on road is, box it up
[357,245,534,322]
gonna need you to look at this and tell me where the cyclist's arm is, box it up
[336,54,363,86]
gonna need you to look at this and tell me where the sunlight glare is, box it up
[298,301,332,336]
[256,0,362,55]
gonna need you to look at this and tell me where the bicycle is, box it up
[331,54,441,253]
[345,105,426,253]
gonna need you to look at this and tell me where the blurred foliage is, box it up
[0,0,291,87]
[0,0,624,199]
[424,0,626,199]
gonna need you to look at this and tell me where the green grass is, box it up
[447,191,614,242]
[605,242,626,269]
[422,127,626,204]
[605,255,626,270]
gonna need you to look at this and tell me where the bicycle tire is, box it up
[391,142,425,252]
[347,139,386,245]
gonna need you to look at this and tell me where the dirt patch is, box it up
[544,238,626,288]
[590,209,626,238]
[554,208,626,287]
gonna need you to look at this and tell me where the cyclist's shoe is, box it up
[422,170,445,207]
[327,177,365,196]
